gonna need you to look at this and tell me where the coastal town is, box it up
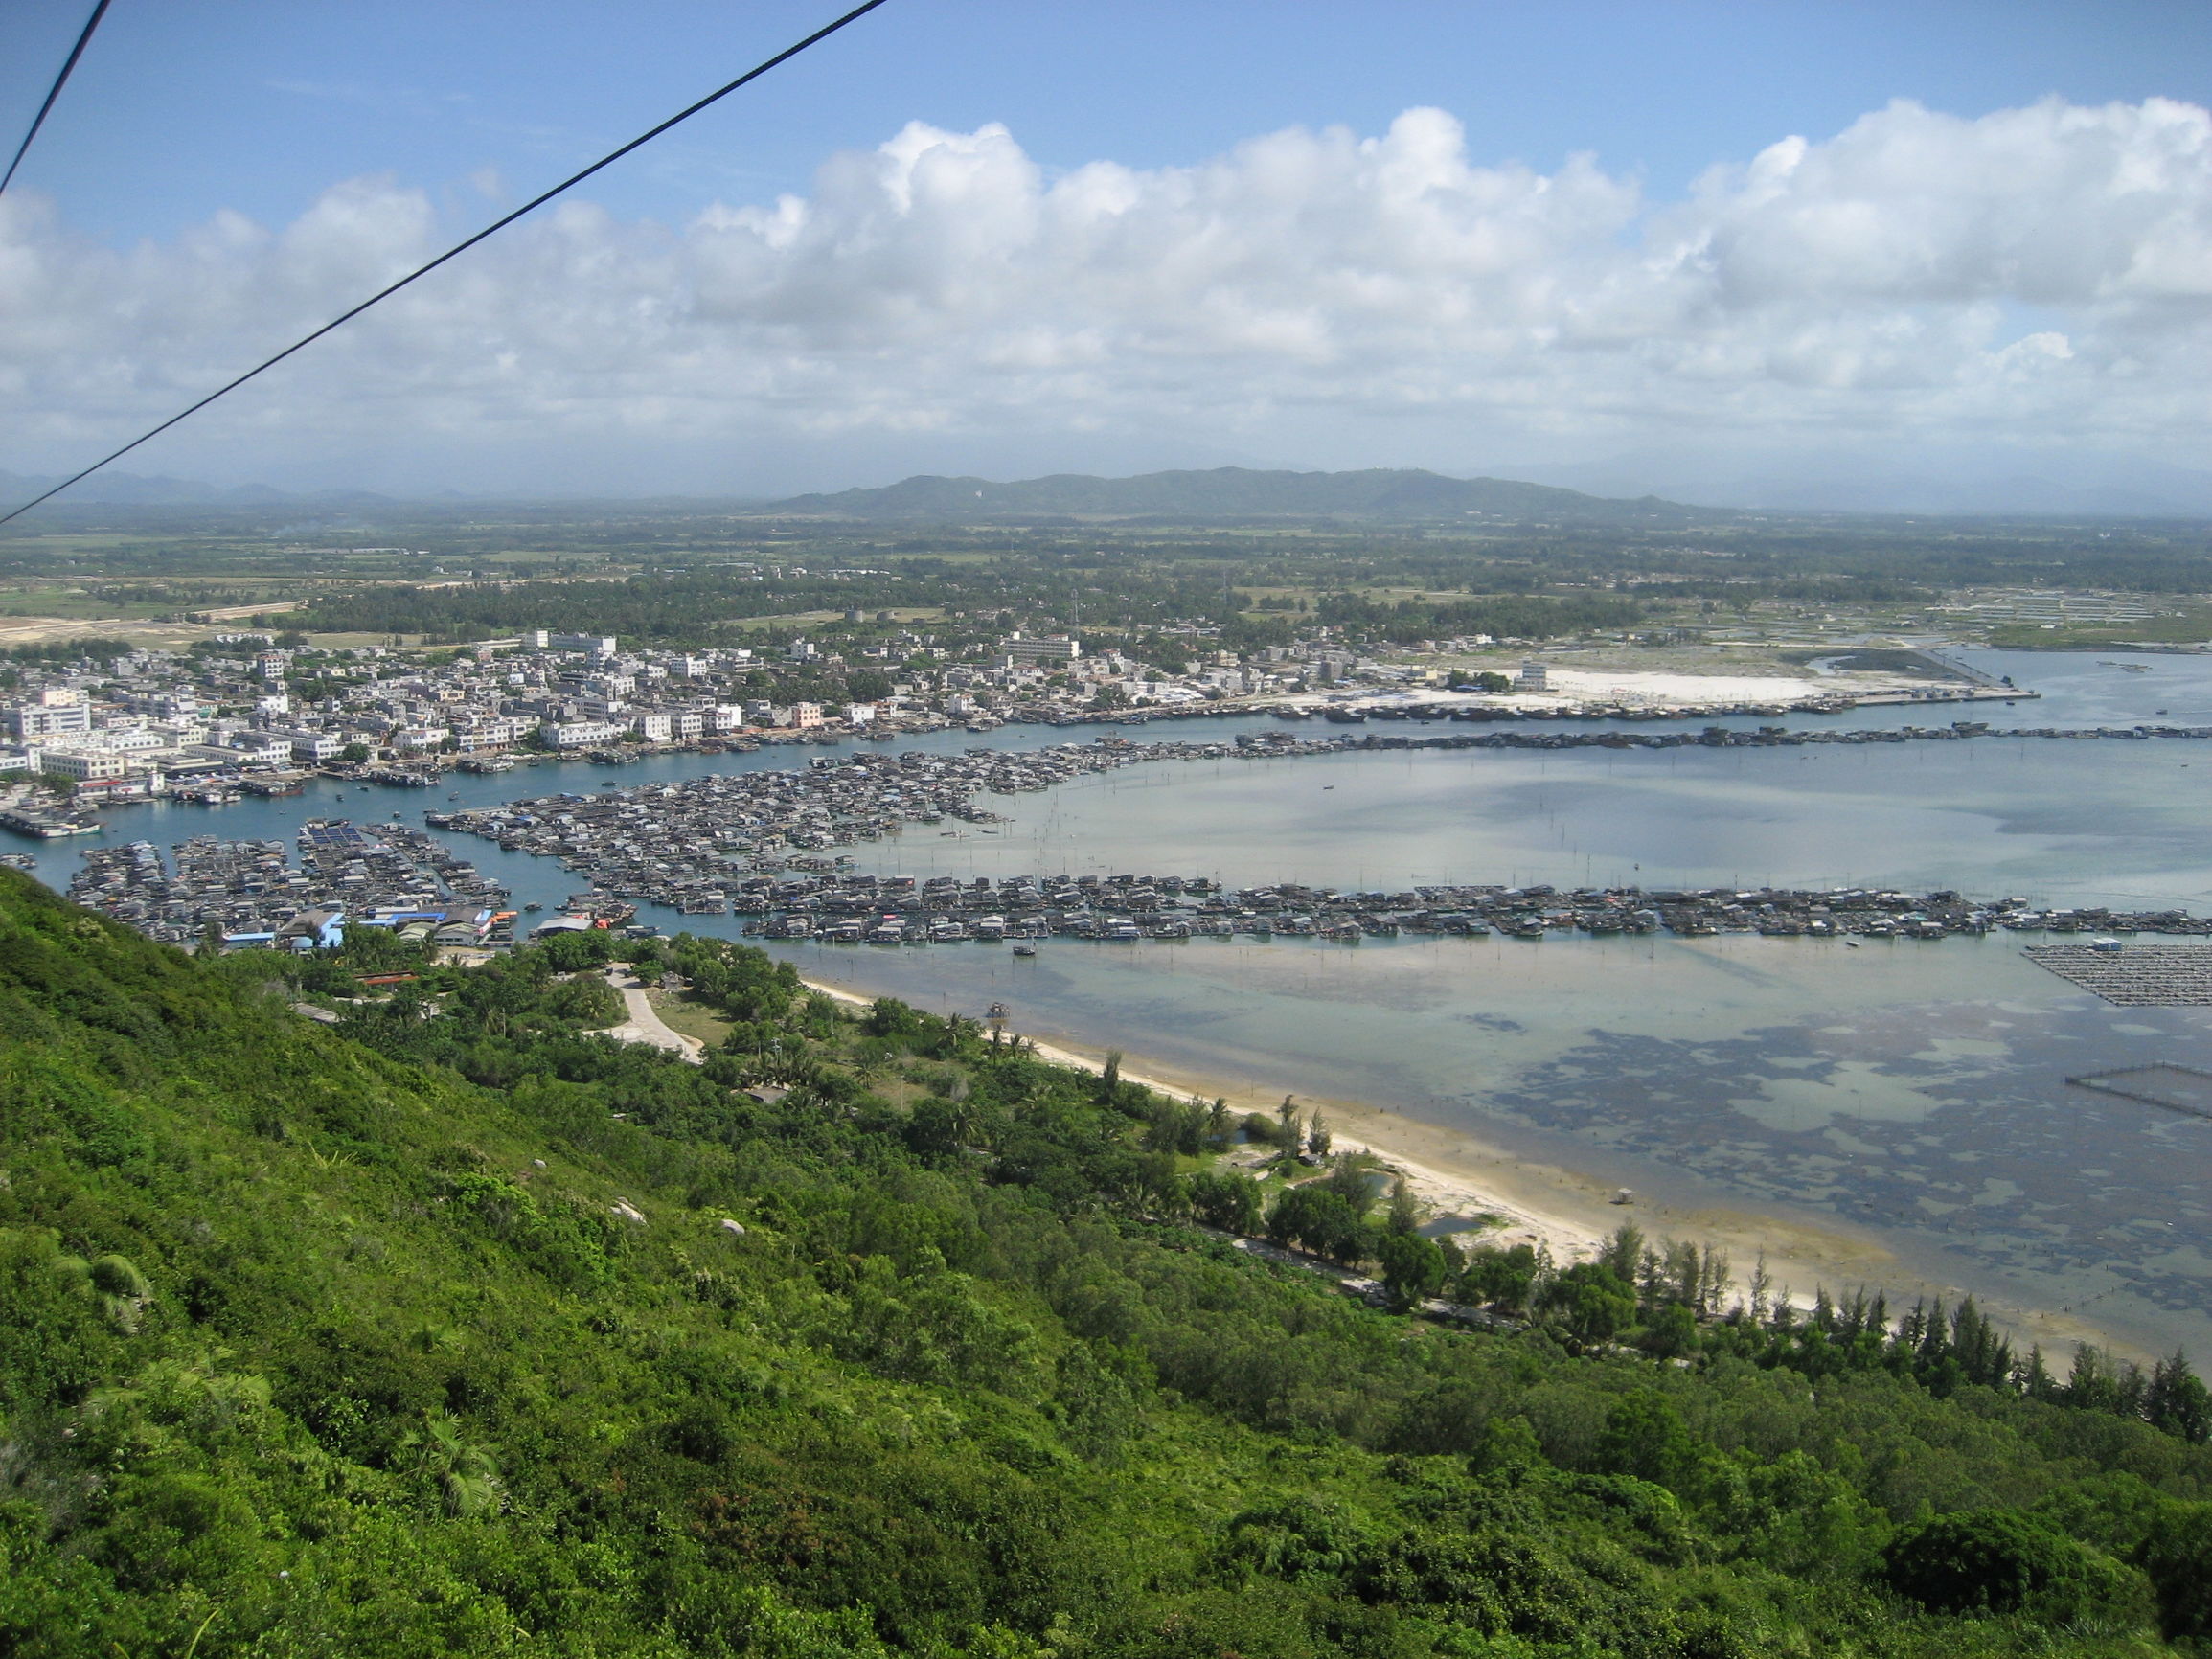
[0,613,2028,836]
[8,617,2212,967]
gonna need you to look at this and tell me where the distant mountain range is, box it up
[757,466,1697,523]
[3,463,1675,522]
[0,468,397,509]
[12,459,2210,522]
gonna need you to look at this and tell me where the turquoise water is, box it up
[17,648,2212,1355]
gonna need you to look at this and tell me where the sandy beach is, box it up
[795,967,2142,1355]
[795,965,2161,1358]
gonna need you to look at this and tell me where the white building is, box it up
[1000,633,1083,663]
[539,720,626,749]
[7,688,91,741]
[534,631,618,660]
[37,748,129,782]
[289,731,350,763]
[451,716,535,753]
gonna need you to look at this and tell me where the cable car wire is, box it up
[0,0,112,197]
[1,0,894,524]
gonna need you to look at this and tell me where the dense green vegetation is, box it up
[7,869,2212,1656]
[1985,610,2212,649]
[9,480,2212,656]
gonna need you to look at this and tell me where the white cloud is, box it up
[5,96,2212,492]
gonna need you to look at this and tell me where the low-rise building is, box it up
[535,631,618,660]
[36,748,130,783]
[539,719,627,749]
[1000,633,1083,664]
[287,731,351,763]
[7,689,91,741]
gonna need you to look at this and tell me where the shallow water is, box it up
[763,927,2212,1360]
[17,648,2212,1354]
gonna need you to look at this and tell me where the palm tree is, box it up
[399,1408,503,1517]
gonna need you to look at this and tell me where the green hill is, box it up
[3,867,2211,1658]
[760,467,1699,525]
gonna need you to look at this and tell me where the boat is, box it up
[523,901,542,912]
[1012,942,1038,957]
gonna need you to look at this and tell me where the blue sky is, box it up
[12,1,2207,240]
[6,1,2212,506]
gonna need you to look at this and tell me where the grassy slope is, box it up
[2,869,2210,1658]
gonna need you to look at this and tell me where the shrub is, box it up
[1881,1508,2140,1622]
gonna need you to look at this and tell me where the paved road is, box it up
[590,969,705,1063]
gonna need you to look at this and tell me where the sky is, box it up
[5,0,2212,509]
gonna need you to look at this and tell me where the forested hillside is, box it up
[5,867,2212,1657]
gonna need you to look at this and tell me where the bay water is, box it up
[17,648,2212,1356]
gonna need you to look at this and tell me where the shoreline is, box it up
[797,967,2147,1360]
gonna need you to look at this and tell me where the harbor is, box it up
[14,657,2212,1364]
[50,728,2212,967]
[68,819,515,949]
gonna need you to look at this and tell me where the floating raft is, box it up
[2023,944,2212,1005]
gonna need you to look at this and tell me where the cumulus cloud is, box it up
[5,95,2212,489]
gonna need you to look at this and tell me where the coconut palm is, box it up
[399,1408,503,1517]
